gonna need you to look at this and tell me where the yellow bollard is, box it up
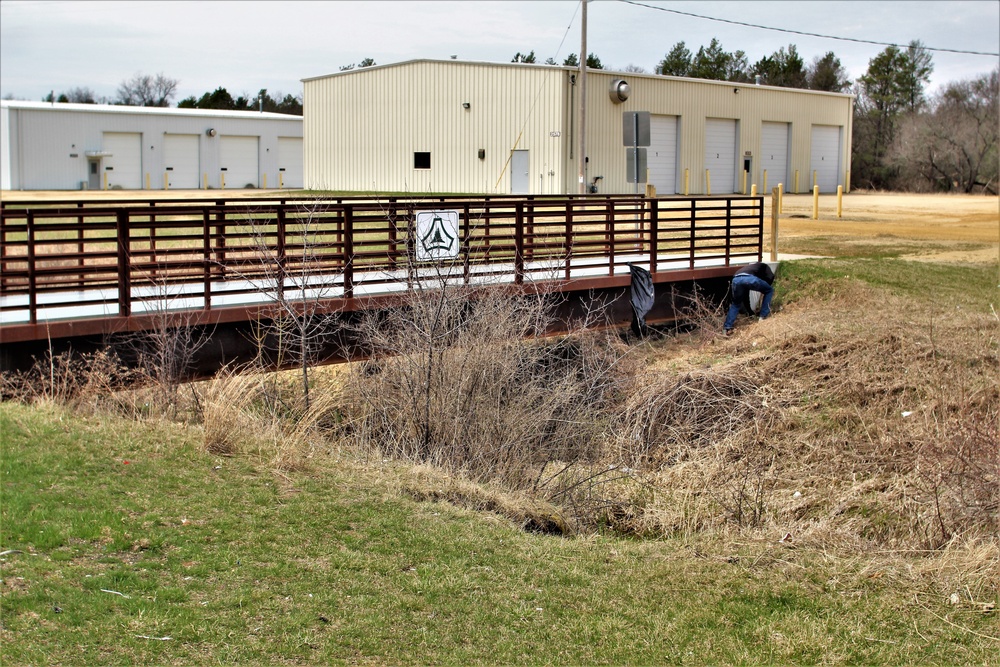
[262,173,267,189]
[762,169,768,194]
[221,172,226,189]
[145,173,150,190]
[742,170,748,195]
[837,185,843,218]
[705,169,712,196]
[203,173,208,189]
[103,172,108,191]
[164,173,169,190]
[778,183,784,213]
[845,170,850,194]
[812,185,820,220]
[813,170,818,190]
[751,184,757,197]
[683,168,689,195]
[280,172,284,189]
[794,170,800,193]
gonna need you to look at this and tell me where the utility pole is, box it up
[577,0,587,194]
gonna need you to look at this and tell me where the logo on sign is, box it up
[415,210,459,261]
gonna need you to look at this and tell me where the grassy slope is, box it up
[2,396,997,665]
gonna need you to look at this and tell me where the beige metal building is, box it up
[303,59,853,195]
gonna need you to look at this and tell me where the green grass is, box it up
[776,258,999,311]
[3,402,997,665]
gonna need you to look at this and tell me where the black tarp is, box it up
[629,264,655,337]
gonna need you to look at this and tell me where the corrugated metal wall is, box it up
[0,102,303,191]
[304,61,568,194]
[582,71,853,195]
[306,62,853,195]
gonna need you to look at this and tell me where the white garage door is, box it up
[810,125,841,193]
[163,134,200,189]
[277,137,303,188]
[220,136,259,189]
[760,122,789,192]
[102,132,142,189]
[704,118,737,194]
[648,115,677,195]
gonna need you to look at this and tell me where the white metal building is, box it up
[303,59,853,195]
[1,101,303,191]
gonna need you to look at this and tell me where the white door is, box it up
[220,136,259,188]
[163,134,200,189]
[760,122,789,192]
[810,125,841,192]
[648,114,678,195]
[277,137,303,188]
[102,132,142,189]
[704,118,737,194]
[511,150,529,194]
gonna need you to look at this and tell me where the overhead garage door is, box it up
[102,132,142,189]
[277,137,303,188]
[163,134,200,189]
[760,122,789,192]
[648,115,677,195]
[810,125,841,193]
[704,118,737,194]
[220,136,259,189]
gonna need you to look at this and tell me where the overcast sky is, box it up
[2,0,998,104]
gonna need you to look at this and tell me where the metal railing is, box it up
[1,195,762,335]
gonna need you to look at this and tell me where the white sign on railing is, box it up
[415,210,459,261]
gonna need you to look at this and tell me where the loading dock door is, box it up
[810,125,841,192]
[163,134,200,189]
[760,122,789,191]
[102,132,142,189]
[648,114,678,195]
[219,136,259,188]
[704,118,737,194]
[277,137,303,188]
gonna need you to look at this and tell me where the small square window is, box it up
[414,152,431,169]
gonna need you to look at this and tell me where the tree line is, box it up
[37,72,303,116]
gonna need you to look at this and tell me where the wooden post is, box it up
[770,187,780,262]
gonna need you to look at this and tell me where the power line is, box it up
[619,0,1000,57]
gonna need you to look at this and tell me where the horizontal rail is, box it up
[1,195,763,339]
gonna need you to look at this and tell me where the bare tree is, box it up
[892,68,999,193]
[116,72,178,107]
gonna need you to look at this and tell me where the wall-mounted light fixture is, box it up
[609,79,630,103]
[478,148,485,160]
[733,88,740,95]
[462,102,471,110]
[206,128,217,137]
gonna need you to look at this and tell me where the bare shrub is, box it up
[916,389,999,547]
[1,349,134,410]
[340,280,636,491]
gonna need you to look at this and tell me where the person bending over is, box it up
[724,262,775,335]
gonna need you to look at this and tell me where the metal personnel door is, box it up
[87,159,101,190]
[511,150,529,194]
